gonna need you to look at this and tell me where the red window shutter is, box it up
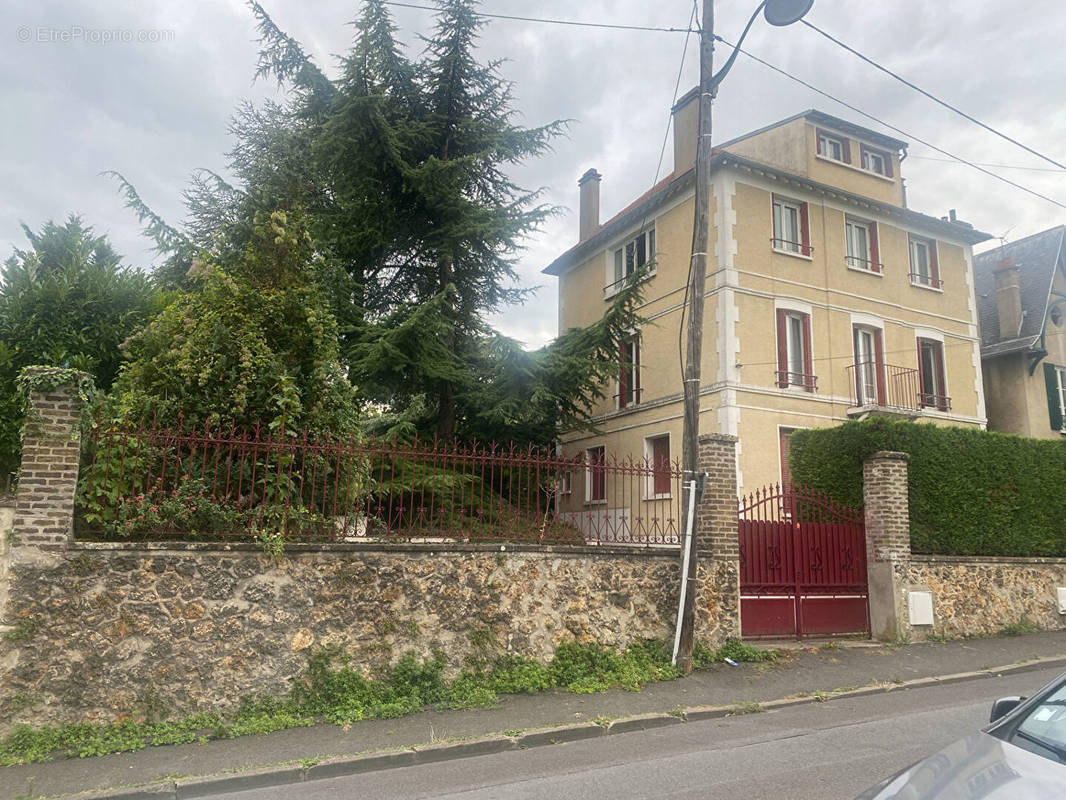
[776,309,789,387]
[633,338,641,401]
[874,329,886,405]
[590,448,606,502]
[800,203,811,254]
[884,152,894,178]
[802,314,813,391]
[929,241,940,285]
[652,437,671,496]
[816,130,825,156]
[868,222,880,272]
[842,138,852,164]
[935,343,948,411]
[916,338,927,406]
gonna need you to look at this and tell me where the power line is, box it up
[802,20,1066,172]
[714,34,1066,212]
[908,155,1066,173]
[381,2,695,33]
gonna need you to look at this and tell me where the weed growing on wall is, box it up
[0,638,690,765]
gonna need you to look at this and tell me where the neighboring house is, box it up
[975,226,1066,438]
[543,89,992,505]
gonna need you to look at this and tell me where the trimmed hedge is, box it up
[789,418,1066,557]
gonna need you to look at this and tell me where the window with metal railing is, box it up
[604,227,655,297]
[845,217,882,274]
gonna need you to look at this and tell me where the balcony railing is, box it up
[769,237,813,256]
[774,370,818,392]
[909,272,944,289]
[845,362,921,412]
[845,255,883,274]
[603,267,655,299]
[918,392,951,412]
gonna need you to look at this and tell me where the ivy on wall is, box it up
[789,418,1066,557]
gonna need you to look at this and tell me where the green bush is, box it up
[789,418,1066,556]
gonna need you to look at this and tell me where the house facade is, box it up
[544,89,992,508]
[975,226,1066,438]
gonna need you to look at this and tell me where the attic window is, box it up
[861,145,894,177]
[817,129,850,164]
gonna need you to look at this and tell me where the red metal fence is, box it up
[77,417,682,547]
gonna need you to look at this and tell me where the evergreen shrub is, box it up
[789,418,1066,556]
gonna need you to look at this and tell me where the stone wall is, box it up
[909,555,1066,638]
[1,542,693,729]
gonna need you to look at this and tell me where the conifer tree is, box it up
[110,0,643,447]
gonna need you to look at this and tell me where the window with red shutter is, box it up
[617,335,640,409]
[776,309,816,391]
[646,435,671,498]
[585,446,606,503]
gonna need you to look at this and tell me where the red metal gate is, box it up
[738,484,868,638]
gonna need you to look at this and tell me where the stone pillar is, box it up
[11,368,91,551]
[863,450,911,641]
[693,434,741,644]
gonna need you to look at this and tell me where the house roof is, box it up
[716,109,908,153]
[542,150,990,277]
[974,225,1066,358]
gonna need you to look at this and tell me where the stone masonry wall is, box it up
[908,555,1066,638]
[0,543,686,730]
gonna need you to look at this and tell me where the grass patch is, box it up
[0,637,684,766]
[997,617,1039,637]
[693,638,781,669]
[729,701,763,715]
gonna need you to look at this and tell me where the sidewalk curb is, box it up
[67,653,1066,800]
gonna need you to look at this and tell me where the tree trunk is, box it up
[436,253,456,440]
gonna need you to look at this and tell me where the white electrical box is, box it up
[908,590,935,626]
[1056,587,1066,615]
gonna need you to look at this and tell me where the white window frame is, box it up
[584,445,607,505]
[862,148,886,176]
[772,196,806,256]
[845,217,877,273]
[1056,367,1066,433]
[557,470,572,496]
[917,336,949,411]
[643,433,672,500]
[605,227,656,298]
[908,236,941,289]
[818,131,846,162]
[784,311,808,386]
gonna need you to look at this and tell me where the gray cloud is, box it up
[3,1,1064,349]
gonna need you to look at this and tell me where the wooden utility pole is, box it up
[676,0,715,674]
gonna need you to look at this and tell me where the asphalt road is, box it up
[220,666,1062,800]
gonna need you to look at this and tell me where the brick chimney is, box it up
[993,257,1023,340]
[578,168,601,242]
[672,87,699,174]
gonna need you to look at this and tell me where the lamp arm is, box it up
[708,0,767,92]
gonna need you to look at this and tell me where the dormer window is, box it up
[861,145,894,177]
[817,129,850,164]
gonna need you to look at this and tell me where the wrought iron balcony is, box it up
[845,362,921,413]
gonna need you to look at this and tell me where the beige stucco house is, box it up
[543,90,992,504]
[975,226,1066,438]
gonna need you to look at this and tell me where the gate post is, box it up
[693,434,741,645]
[863,451,911,641]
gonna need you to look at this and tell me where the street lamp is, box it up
[674,0,813,672]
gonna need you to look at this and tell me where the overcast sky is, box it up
[3,1,1065,348]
